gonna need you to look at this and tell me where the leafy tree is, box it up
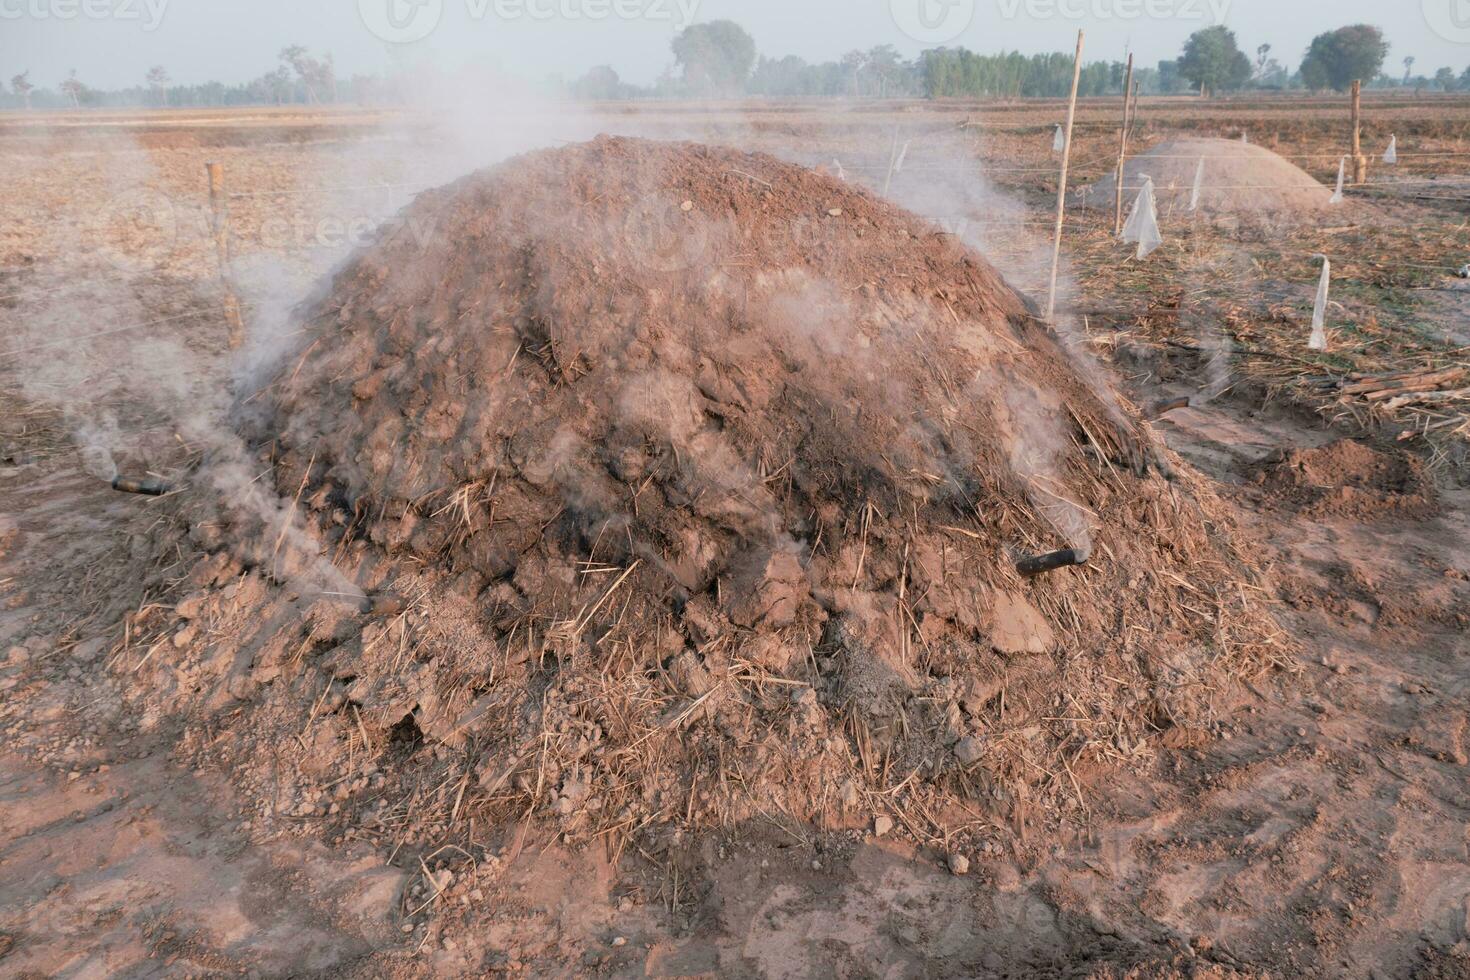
[749,55,810,96]
[59,69,84,108]
[671,20,756,95]
[570,65,627,101]
[1300,25,1388,92]
[280,45,335,103]
[248,66,293,104]
[1156,59,1188,94]
[11,70,33,109]
[840,50,867,97]
[1403,56,1415,84]
[1250,43,1287,87]
[1434,66,1457,91]
[145,65,170,106]
[1177,26,1251,97]
[748,55,848,97]
[864,44,905,98]
[914,48,1136,99]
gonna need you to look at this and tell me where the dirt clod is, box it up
[1257,438,1437,521]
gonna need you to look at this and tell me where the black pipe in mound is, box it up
[1147,396,1192,420]
[111,475,171,497]
[1016,548,1088,577]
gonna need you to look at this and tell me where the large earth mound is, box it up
[126,136,1285,854]
[1087,137,1334,215]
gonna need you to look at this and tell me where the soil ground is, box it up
[1,96,1468,977]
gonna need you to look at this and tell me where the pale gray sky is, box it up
[3,0,1467,90]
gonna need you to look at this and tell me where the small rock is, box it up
[826,208,843,217]
[873,815,894,838]
[611,936,627,948]
[175,594,206,620]
[947,852,969,876]
[669,651,716,697]
[680,200,693,212]
[954,736,984,766]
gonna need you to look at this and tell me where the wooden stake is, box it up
[1351,80,1367,184]
[1046,30,1085,323]
[206,162,245,349]
[1112,53,1135,236]
[882,125,900,196]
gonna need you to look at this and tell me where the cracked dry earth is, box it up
[1,388,1468,977]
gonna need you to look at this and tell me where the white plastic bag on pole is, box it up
[1052,124,1065,153]
[1122,176,1163,259]
[1383,135,1397,164]
[1309,254,1330,351]
[1189,157,1205,211]
[1329,156,1345,204]
[1240,131,1249,144]
[833,158,847,181]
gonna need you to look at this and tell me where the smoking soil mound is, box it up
[122,136,1287,853]
[1086,137,1334,216]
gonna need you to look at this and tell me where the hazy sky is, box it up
[5,0,1468,90]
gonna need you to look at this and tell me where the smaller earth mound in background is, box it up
[1085,137,1335,216]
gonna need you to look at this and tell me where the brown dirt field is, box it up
[1,98,1469,978]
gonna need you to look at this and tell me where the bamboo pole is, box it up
[206,162,245,349]
[1112,53,1135,236]
[1351,80,1367,184]
[1046,30,1085,323]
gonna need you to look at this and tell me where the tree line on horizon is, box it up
[0,20,1457,110]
